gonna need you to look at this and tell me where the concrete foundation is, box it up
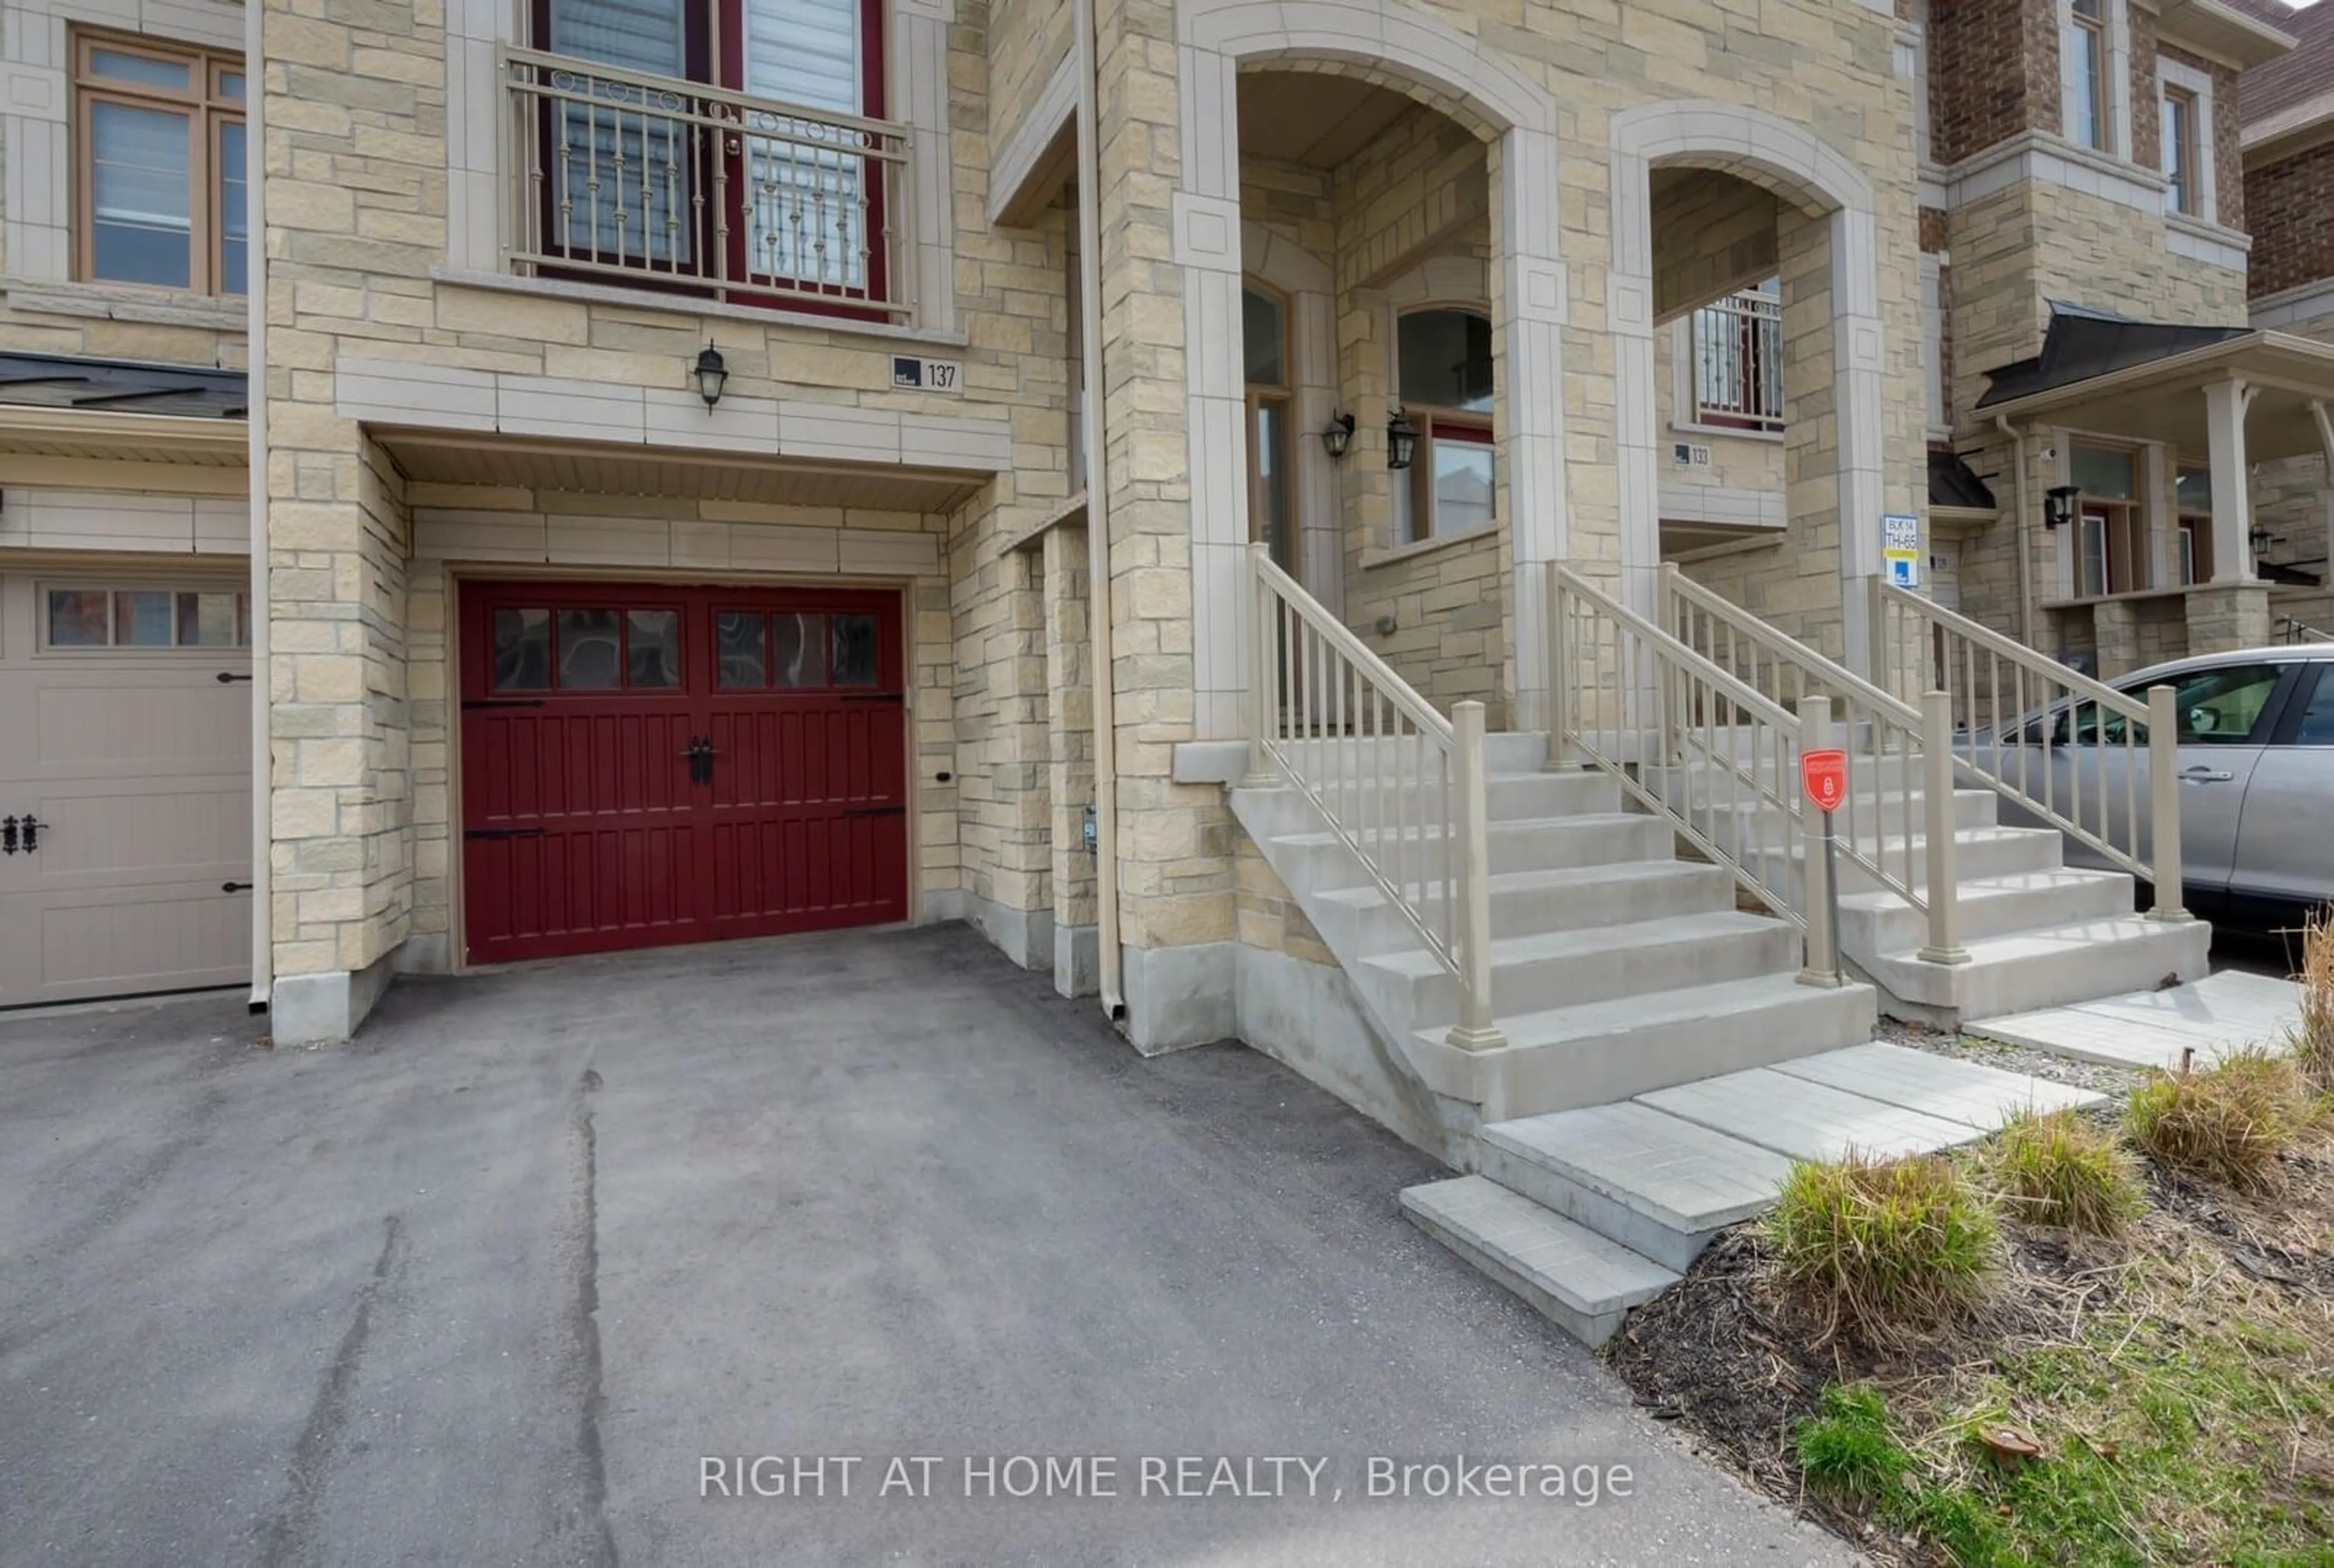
[270,949,397,1045]
[1052,923,1100,997]
[964,892,1055,972]
[1119,941,1236,1054]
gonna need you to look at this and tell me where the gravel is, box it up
[1874,1016,2152,1100]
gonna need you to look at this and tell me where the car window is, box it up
[2290,665,2334,747]
[2124,662,2284,746]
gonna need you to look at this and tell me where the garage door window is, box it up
[492,604,683,691]
[714,610,879,689]
[44,585,249,648]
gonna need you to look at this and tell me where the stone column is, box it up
[1496,124,1569,733]
[2203,377,2257,583]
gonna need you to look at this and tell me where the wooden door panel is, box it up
[460,581,907,965]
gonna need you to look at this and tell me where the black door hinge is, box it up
[222,881,253,893]
[462,698,547,710]
[839,692,906,703]
[464,827,549,840]
[215,671,255,684]
[840,805,907,818]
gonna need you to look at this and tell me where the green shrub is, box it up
[1761,1149,1999,1331]
[1981,1108,2146,1236]
[2126,1049,2316,1192]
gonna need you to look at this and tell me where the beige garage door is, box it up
[0,570,253,1008]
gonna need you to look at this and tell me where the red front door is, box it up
[459,581,907,965]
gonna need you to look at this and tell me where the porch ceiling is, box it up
[374,432,991,513]
[1235,71,1418,168]
[1980,332,2334,463]
[0,405,246,466]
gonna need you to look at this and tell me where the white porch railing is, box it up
[1247,545,1504,1051]
[1870,580,2185,914]
[2284,616,2333,645]
[501,46,912,319]
[1662,567,1970,966]
[1551,567,1820,956]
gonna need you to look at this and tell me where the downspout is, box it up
[1995,416,2034,648]
[245,0,271,1015]
[1074,0,1125,1022]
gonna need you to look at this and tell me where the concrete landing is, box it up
[1399,1176,1679,1348]
[1967,970,2307,1070]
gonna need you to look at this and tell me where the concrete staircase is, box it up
[1228,732,1878,1135]
[1645,744,2211,1028]
[1400,1042,2104,1346]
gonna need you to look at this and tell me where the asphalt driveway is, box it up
[0,926,1850,1566]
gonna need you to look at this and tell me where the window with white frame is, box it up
[1391,307,1495,544]
[1690,280,1784,433]
[2067,0,2110,151]
[43,583,251,649]
[2157,58,2215,222]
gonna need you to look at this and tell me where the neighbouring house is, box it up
[0,0,2315,1182]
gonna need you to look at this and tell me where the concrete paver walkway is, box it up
[1967,970,2307,1069]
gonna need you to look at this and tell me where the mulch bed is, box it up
[1603,1135,2334,1565]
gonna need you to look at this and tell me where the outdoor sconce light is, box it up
[1321,411,1356,459]
[2251,523,2275,557]
[694,344,728,409]
[1386,410,1418,472]
[2043,484,2080,530]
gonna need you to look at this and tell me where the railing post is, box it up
[1657,563,1684,763]
[1867,576,1890,700]
[2145,683,2189,922]
[1916,689,1971,966]
[1243,543,1279,788]
[1446,701,1507,1052]
[1547,565,1575,771]
[1795,695,1844,988]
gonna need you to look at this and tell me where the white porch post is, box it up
[1500,124,1569,732]
[2203,377,2257,583]
[1606,143,1662,622]
[2312,401,2334,599]
[1831,205,1888,680]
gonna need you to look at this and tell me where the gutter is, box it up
[1995,416,2036,648]
[1073,0,1125,1024]
[245,0,270,1016]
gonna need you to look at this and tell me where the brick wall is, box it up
[2247,140,2334,298]
[1930,0,2059,165]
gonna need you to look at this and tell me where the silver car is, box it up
[1970,645,2334,930]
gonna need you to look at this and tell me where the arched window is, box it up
[1244,281,1295,570]
[1393,306,1495,543]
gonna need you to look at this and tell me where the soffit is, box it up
[1235,72,1419,170]
[375,432,989,512]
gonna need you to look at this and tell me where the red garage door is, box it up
[459,582,907,965]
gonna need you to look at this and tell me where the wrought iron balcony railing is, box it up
[500,46,912,321]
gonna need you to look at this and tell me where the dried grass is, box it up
[2126,1048,2318,1193]
[2293,905,2334,1096]
[1761,1149,1999,1340]
[1978,1109,2145,1236]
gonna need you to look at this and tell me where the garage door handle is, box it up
[222,881,253,893]
[2,816,44,853]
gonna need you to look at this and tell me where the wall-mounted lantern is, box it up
[694,344,728,409]
[1386,410,1418,472]
[1321,412,1356,460]
[2043,484,2080,530]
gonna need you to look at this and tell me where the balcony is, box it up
[500,46,913,322]
[1689,287,1784,434]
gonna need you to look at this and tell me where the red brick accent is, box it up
[1920,205,1950,253]
[2130,4,2162,173]
[1930,0,2062,165]
[2248,138,2334,298]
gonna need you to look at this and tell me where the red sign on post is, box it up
[1801,748,1850,814]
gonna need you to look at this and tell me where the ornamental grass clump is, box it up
[2292,905,2334,1096]
[1980,1107,2144,1237]
[2124,1048,2317,1192]
[1761,1149,1998,1335]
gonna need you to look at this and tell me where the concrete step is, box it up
[1662,786,2000,837]
[1362,909,1799,1020]
[1966,969,2305,1068]
[1310,859,1734,955]
[1275,731,1549,775]
[1742,824,2067,892]
[1258,769,1621,826]
[1399,1175,1677,1348]
[1862,914,2212,1020]
[1478,1102,1795,1272]
[1271,812,1675,890]
[1637,1043,2103,1163]
[1408,972,1879,1118]
[1836,868,2139,954]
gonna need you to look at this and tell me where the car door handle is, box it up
[2179,766,2235,783]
